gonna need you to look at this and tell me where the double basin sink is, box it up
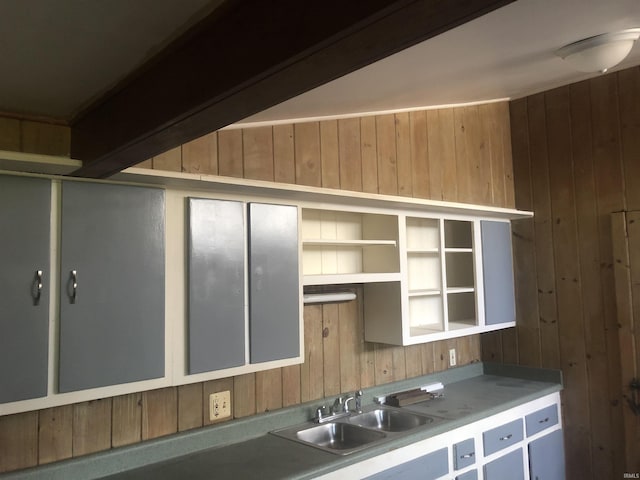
[270,406,442,455]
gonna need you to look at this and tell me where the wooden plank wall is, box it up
[0,116,70,156]
[482,66,640,480]
[612,212,640,474]
[0,103,514,473]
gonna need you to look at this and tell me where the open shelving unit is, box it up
[301,208,400,286]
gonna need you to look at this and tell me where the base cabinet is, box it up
[529,429,565,480]
[484,449,525,480]
[364,447,448,480]
[318,393,563,480]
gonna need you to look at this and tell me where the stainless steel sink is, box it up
[348,408,435,432]
[271,421,386,455]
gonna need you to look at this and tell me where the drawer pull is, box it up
[460,452,475,459]
[538,417,550,424]
[499,434,513,441]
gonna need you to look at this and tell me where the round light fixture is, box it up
[556,29,640,73]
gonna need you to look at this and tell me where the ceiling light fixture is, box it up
[556,29,640,74]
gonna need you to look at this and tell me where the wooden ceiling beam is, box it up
[69,0,514,178]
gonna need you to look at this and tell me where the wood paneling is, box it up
[0,102,515,473]
[182,132,218,175]
[0,116,70,156]
[0,412,38,473]
[38,406,72,465]
[72,399,111,456]
[141,388,177,440]
[612,212,640,475]
[500,67,640,480]
[112,393,142,447]
[177,384,203,432]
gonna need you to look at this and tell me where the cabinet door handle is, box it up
[33,270,43,305]
[538,417,550,424]
[70,270,77,304]
[499,434,513,441]
[460,452,475,459]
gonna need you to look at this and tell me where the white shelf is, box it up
[303,272,401,286]
[447,287,475,294]
[407,248,440,254]
[449,320,477,330]
[303,239,397,247]
[408,289,442,297]
[444,248,473,253]
[409,325,445,336]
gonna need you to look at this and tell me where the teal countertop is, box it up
[1,363,561,480]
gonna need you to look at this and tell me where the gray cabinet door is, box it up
[529,429,565,480]
[59,182,165,392]
[248,203,299,364]
[0,175,50,403]
[484,448,525,480]
[364,447,448,480]
[481,220,516,325]
[188,198,245,373]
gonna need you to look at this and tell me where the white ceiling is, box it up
[236,0,640,127]
[0,0,638,126]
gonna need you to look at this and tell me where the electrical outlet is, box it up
[209,390,231,421]
[449,348,457,367]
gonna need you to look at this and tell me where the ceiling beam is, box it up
[70,0,514,178]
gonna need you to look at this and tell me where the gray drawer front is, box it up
[456,470,478,480]
[525,404,559,437]
[484,449,524,480]
[483,418,523,456]
[364,447,448,480]
[454,438,476,470]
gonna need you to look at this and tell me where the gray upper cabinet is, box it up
[481,220,516,325]
[188,198,245,374]
[58,182,165,393]
[0,175,51,403]
[248,203,300,364]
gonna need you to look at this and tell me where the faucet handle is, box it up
[355,390,363,413]
[316,405,328,422]
[331,396,344,414]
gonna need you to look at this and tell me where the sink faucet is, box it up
[315,391,364,423]
[344,390,363,413]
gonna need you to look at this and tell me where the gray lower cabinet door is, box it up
[456,470,478,480]
[248,203,299,364]
[481,220,516,325]
[188,198,245,373]
[484,448,525,480]
[529,429,565,480]
[59,182,165,392]
[364,447,449,480]
[0,175,50,403]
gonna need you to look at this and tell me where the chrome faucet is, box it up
[344,390,363,413]
[315,391,364,423]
